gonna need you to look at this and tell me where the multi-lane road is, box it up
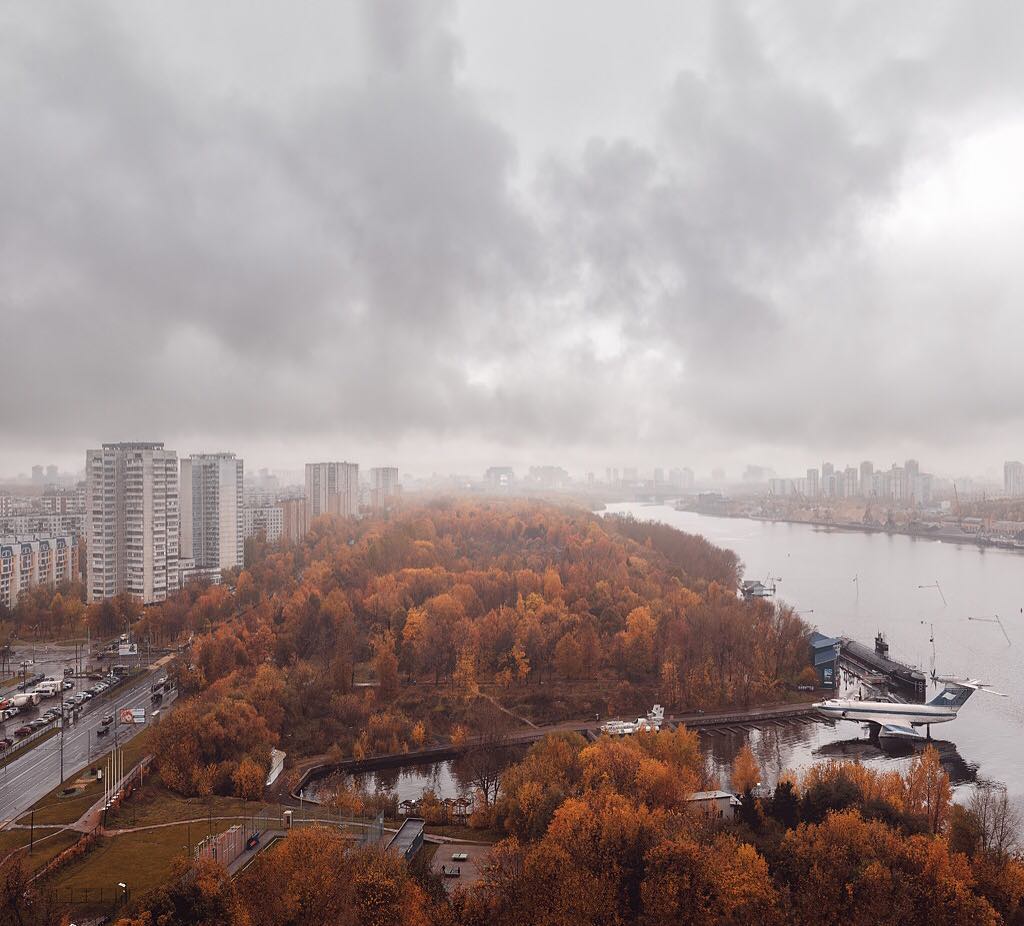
[0,663,174,827]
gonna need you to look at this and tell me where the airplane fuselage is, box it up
[814,698,956,728]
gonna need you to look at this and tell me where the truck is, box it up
[33,681,62,698]
[11,692,41,708]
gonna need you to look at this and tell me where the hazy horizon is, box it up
[4,1,1024,479]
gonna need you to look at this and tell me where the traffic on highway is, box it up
[0,649,176,826]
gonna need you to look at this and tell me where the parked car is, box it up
[96,726,109,737]
[80,692,93,701]
[0,737,13,749]
[62,680,74,690]
[14,726,32,737]
[29,719,48,730]
[63,667,74,676]
[101,714,114,726]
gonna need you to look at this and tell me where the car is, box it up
[63,667,74,676]
[95,726,109,737]
[28,720,47,730]
[14,726,32,737]
[80,692,93,701]
[62,680,74,690]
[101,714,113,726]
[0,738,13,749]
[151,691,163,703]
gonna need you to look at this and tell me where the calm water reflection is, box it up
[604,503,1024,801]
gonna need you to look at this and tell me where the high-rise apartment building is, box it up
[805,468,819,497]
[305,462,359,520]
[180,453,244,572]
[859,461,874,496]
[280,497,309,543]
[1005,461,1024,497]
[85,442,179,604]
[370,467,400,511]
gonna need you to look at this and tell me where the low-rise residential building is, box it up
[0,534,79,609]
[243,504,284,543]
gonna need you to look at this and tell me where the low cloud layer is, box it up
[3,0,1024,476]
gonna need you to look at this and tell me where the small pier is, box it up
[810,630,926,702]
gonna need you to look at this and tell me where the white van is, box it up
[33,681,62,698]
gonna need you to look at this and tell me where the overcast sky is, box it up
[3,0,1024,481]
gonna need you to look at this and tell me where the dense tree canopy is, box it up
[140,501,813,796]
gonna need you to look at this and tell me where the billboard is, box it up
[119,707,146,724]
[118,643,138,657]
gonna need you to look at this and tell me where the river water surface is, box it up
[603,502,1024,804]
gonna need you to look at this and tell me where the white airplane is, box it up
[814,678,1005,740]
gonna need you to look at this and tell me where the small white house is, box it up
[685,790,742,821]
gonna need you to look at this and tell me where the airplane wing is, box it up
[874,718,926,739]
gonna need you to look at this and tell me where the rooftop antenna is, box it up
[917,581,947,606]
[967,615,1012,646]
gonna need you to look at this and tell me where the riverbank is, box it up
[677,507,1024,552]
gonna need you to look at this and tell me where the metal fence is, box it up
[0,716,60,762]
[45,884,130,909]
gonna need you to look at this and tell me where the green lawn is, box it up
[102,777,280,830]
[49,823,194,912]
[0,827,80,876]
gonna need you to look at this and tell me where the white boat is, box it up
[600,704,665,736]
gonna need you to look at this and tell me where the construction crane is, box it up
[953,481,963,530]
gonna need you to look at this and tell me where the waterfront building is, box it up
[0,534,78,609]
[305,462,359,520]
[370,466,400,511]
[1005,461,1024,497]
[85,442,179,604]
[180,453,244,573]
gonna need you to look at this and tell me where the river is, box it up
[603,502,1024,806]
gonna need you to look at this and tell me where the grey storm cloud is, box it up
[3,0,1024,472]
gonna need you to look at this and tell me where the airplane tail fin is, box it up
[927,678,1006,710]
[927,684,975,710]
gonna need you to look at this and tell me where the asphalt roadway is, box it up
[0,663,173,827]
